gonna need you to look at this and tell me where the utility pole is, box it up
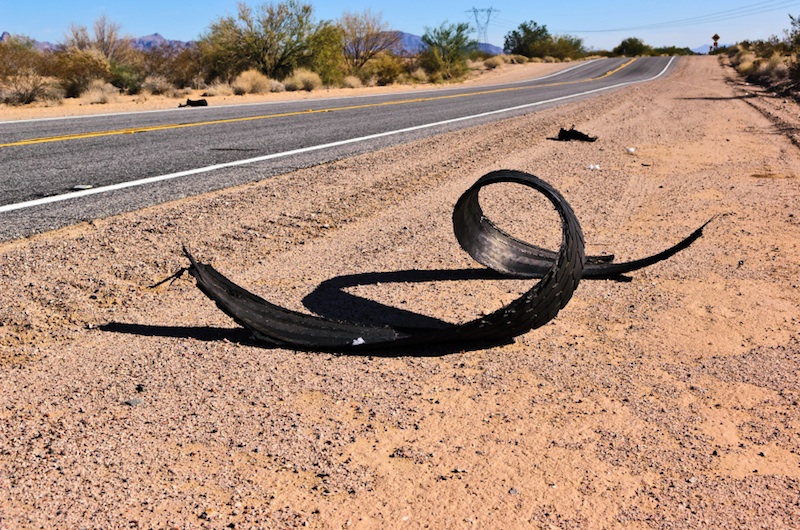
[466,7,499,46]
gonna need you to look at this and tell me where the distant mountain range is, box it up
[1,30,503,56]
[397,32,502,55]
[0,31,192,51]
[692,43,733,54]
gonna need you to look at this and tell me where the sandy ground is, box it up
[1,56,799,528]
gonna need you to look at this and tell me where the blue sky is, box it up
[3,0,800,51]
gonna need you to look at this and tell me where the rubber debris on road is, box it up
[178,98,209,108]
[183,170,710,352]
[549,126,598,142]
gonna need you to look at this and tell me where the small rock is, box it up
[123,398,142,407]
[509,487,519,495]
[199,508,220,520]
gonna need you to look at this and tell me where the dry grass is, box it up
[284,68,322,92]
[730,47,791,85]
[754,53,789,80]
[409,68,428,83]
[232,69,272,95]
[341,75,362,89]
[268,79,285,92]
[202,81,234,97]
[483,56,504,69]
[81,79,120,105]
[142,75,173,96]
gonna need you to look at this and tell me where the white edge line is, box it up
[0,57,674,214]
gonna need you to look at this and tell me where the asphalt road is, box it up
[0,56,675,241]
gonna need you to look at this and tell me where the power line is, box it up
[466,7,500,44]
[556,0,800,33]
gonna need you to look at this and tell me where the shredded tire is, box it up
[184,170,709,351]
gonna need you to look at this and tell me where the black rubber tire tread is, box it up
[185,170,707,351]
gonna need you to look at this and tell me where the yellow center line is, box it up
[1,58,637,148]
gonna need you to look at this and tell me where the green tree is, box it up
[420,22,475,80]
[58,15,136,95]
[306,21,345,86]
[339,9,401,75]
[613,37,652,56]
[64,15,133,64]
[241,0,315,79]
[504,21,551,57]
[199,16,248,82]
[170,46,206,88]
[141,42,186,79]
[201,0,315,81]
[549,35,586,60]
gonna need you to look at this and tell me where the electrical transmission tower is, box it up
[466,7,499,46]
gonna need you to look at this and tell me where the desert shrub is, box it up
[142,75,173,95]
[736,59,756,76]
[1,72,54,106]
[469,49,492,61]
[53,47,111,97]
[37,84,65,106]
[507,54,528,64]
[733,51,757,76]
[409,68,428,83]
[110,63,143,94]
[202,80,234,96]
[0,36,54,105]
[341,75,362,88]
[82,79,120,104]
[543,55,558,63]
[269,79,285,92]
[419,22,475,81]
[366,52,405,85]
[483,56,504,69]
[427,71,444,84]
[283,68,322,91]
[748,53,790,84]
[772,60,790,81]
[232,68,272,94]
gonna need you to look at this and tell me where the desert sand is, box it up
[1,56,799,528]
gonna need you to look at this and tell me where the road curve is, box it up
[0,57,675,241]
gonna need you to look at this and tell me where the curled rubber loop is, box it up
[185,170,708,351]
